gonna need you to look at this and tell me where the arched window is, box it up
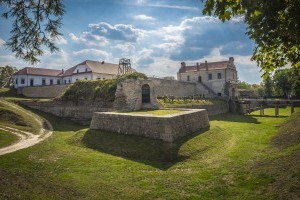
[142,84,150,103]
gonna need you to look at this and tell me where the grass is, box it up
[159,98,224,108]
[0,87,51,102]
[0,104,299,199]
[120,109,185,116]
[0,130,19,148]
[0,100,41,134]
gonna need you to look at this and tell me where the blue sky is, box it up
[0,0,262,83]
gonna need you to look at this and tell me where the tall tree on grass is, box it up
[0,65,17,88]
[201,0,300,77]
[273,68,300,98]
[0,0,65,64]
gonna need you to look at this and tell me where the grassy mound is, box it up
[0,100,41,134]
[0,130,19,148]
[60,72,147,102]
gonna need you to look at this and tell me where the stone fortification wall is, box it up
[90,109,210,142]
[114,79,211,111]
[20,101,113,125]
[174,101,229,116]
[18,85,69,98]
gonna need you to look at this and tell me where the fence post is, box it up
[291,102,294,114]
[275,102,279,117]
[260,104,264,116]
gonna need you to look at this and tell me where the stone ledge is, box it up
[90,109,210,142]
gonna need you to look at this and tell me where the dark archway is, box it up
[142,84,150,103]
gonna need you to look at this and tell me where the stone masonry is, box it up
[90,109,210,142]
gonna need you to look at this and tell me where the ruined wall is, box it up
[20,100,114,125]
[90,109,210,142]
[114,79,212,111]
[18,85,69,98]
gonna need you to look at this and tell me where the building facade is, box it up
[177,57,238,97]
[13,60,131,89]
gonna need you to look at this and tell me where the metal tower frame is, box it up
[118,58,132,75]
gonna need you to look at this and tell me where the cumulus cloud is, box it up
[88,22,146,42]
[52,35,68,45]
[69,32,108,46]
[73,49,110,60]
[133,14,155,21]
[0,38,5,46]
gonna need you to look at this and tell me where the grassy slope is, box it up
[0,130,19,148]
[0,106,299,199]
[0,100,41,134]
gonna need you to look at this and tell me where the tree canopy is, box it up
[0,0,65,64]
[202,0,300,77]
[0,65,17,88]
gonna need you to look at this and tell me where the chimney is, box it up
[196,62,199,71]
[62,69,64,74]
[205,60,208,71]
[181,62,186,68]
[101,61,105,64]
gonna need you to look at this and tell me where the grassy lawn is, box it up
[0,100,41,134]
[0,105,299,199]
[159,98,224,108]
[0,130,19,148]
[121,109,185,116]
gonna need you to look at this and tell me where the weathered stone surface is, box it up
[90,109,210,142]
[18,85,69,98]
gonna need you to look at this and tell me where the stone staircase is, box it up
[197,82,218,97]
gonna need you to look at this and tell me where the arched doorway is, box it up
[142,84,150,103]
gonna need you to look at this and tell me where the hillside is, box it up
[0,105,298,199]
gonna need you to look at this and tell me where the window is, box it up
[77,69,79,73]
[21,78,25,84]
[85,68,88,72]
[42,79,46,86]
[208,74,212,80]
[50,79,53,85]
[76,79,78,82]
[68,79,71,83]
[142,84,150,103]
[218,73,222,79]
[187,75,190,81]
[64,80,67,84]
[218,93,222,96]
[57,79,61,85]
[198,76,202,83]
[29,79,34,86]
[15,79,18,84]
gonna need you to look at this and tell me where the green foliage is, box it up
[0,0,65,64]
[273,68,300,97]
[0,130,18,148]
[0,66,17,88]
[263,75,274,98]
[201,0,300,76]
[238,81,265,97]
[61,72,147,102]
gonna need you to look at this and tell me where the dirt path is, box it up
[0,108,53,156]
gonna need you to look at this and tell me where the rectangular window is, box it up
[68,79,71,83]
[21,78,25,84]
[30,79,34,86]
[50,79,53,85]
[77,69,79,73]
[57,79,61,85]
[208,74,212,80]
[218,73,222,79]
[85,68,88,72]
[64,80,67,84]
[15,79,18,84]
[187,75,190,81]
[42,79,46,86]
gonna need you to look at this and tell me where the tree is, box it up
[0,0,65,64]
[201,0,300,77]
[263,75,273,98]
[273,68,300,98]
[0,65,17,88]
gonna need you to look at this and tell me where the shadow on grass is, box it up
[209,113,261,124]
[81,128,209,170]
[250,115,288,118]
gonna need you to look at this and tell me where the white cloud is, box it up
[53,35,67,45]
[73,49,110,59]
[69,32,108,46]
[133,14,155,21]
[0,38,5,46]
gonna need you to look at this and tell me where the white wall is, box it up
[74,64,91,74]
[13,75,63,88]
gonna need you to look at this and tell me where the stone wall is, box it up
[114,78,212,111]
[20,100,113,125]
[18,85,69,98]
[90,109,210,142]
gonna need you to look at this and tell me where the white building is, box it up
[177,57,238,97]
[13,60,131,88]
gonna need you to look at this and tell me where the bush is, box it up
[60,72,147,103]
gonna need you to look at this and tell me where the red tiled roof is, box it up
[14,67,63,76]
[179,61,230,73]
